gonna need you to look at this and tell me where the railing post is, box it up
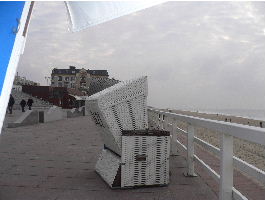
[157,113,161,129]
[185,124,197,177]
[163,115,168,131]
[166,116,171,131]
[162,115,178,156]
[170,120,179,156]
[162,114,166,130]
[150,111,155,128]
[219,133,233,200]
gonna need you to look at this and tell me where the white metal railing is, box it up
[148,107,265,200]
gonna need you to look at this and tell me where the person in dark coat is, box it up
[8,94,15,114]
[20,99,26,112]
[27,98,34,110]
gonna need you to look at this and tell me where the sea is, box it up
[198,109,265,121]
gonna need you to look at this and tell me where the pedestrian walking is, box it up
[27,98,34,110]
[8,94,15,114]
[20,99,26,112]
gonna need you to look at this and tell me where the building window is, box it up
[81,82,86,88]
[71,77,75,81]
[58,82,62,87]
[65,77,69,81]
[58,76,62,81]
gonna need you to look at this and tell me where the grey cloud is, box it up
[18,1,265,110]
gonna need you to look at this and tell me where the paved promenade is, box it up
[2,110,22,129]
[0,115,217,200]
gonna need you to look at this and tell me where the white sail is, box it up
[65,1,165,32]
[0,2,33,134]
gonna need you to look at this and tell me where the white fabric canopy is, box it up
[65,1,165,32]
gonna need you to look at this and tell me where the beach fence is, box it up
[148,107,265,200]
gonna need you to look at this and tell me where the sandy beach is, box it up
[169,109,265,171]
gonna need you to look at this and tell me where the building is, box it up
[50,66,109,94]
[13,74,40,86]
[22,85,85,109]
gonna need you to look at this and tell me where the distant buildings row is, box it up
[51,66,108,92]
[14,75,40,86]
[15,66,112,94]
[13,66,119,108]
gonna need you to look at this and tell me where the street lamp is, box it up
[45,76,51,86]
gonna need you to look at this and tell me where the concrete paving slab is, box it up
[0,115,217,200]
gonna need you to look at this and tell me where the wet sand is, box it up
[169,109,265,171]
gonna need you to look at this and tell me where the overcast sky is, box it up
[18,1,265,111]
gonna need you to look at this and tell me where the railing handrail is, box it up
[148,107,265,146]
[148,107,265,200]
[166,120,265,186]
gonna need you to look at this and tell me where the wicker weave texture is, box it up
[95,149,121,187]
[87,77,119,97]
[121,135,170,187]
[86,76,148,155]
[148,111,160,129]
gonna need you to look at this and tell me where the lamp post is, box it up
[45,76,51,86]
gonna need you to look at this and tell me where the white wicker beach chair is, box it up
[86,76,148,155]
[86,76,170,188]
